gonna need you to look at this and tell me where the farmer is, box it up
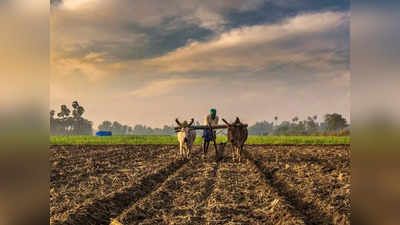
[203,108,219,157]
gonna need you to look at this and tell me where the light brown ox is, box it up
[175,118,196,159]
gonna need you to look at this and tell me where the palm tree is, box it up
[50,110,55,119]
[57,105,70,118]
[274,116,278,126]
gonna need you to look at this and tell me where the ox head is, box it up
[176,118,194,143]
[222,117,248,145]
[222,117,244,127]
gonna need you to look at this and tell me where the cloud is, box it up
[51,53,125,82]
[52,10,349,87]
[83,52,106,62]
[60,0,100,10]
[182,7,227,32]
[128,77,207,98]
[50,0,269,63]
[50,1,350,127]
[141,11,349,73]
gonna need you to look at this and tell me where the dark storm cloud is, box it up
[226,0,349,28]
[54,18,214,63]
[110,20,214,61]
[52,0,349,63]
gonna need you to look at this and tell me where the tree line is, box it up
[97,121,176,135]
[249,114,348,136]
[50,101,93,136]
[50,102,349,136]
[96,113,348,136]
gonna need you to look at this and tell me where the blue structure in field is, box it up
[96,131,112,136]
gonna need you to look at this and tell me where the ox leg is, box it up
[239,145,244,162]
[179,142,183,159]
[182,144,187,159]
[237,146,241,162]
[231,145,235,162]
[183,145,187,159]
[203,140,210,158]
[213,139,218,161]
[235,146,238,162]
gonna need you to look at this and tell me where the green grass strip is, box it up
[50,135,349,145]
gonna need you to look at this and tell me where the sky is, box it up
[50,0,350,128]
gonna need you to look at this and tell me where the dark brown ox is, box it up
[222,117,248,162]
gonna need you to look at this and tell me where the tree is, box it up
[305,116,318,134]
[57,105,70,118]
[112,121,123,135]
[292,116,299,123]
[72,101,85,119]
[122,125,129,135]
[98,121,112,131]
[51,0,63,8]
[248,121,274,135]
[273,121,291,136]
[324,113,348,131]
[51,101,92,136]
[273,116,278,128]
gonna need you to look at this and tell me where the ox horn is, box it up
[235,117,241,124]
[175,118,182,127]
[222,118,231,126]
[188,118,194,127]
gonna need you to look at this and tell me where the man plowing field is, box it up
[203,108,219,158]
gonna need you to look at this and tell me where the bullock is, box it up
[175,118,196,159]
[222,117,248,162]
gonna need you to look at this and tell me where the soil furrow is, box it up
[246,145,350,171]
[243,148,337,225]
[188,158,220,225]
[50,149,176,219]
[205,150,306,225]
[51,154,189,225]
[114,149,215,225]
[50,144,351,225]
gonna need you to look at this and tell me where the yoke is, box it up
[174,124,248,132]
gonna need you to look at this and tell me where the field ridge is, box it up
[243,148,336,225]
[50,144,350,225]
[52,155,191,225]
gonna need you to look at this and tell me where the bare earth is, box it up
[50,144,350,225]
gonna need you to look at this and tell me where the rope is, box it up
[216,129,225,135]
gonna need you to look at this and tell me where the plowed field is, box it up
[50,144,350,225]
